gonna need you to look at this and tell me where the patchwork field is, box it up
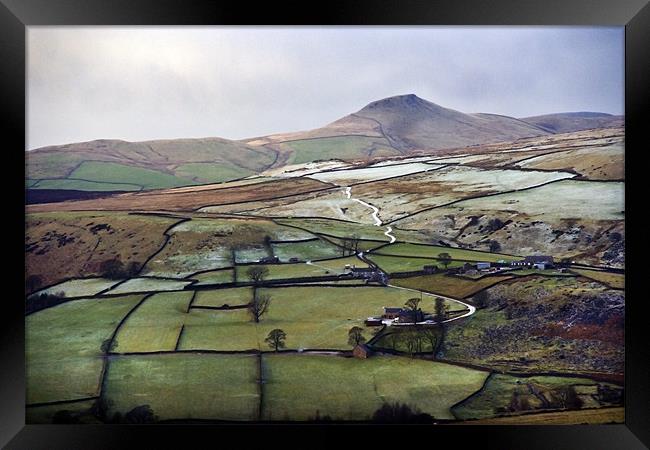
[142,217,317,277]
[103,353,259,421]
[27,177,332,212]
[114,292,194,353]
[262,354,488,420]
[178,286,465,351]
[25,122,625,424]
[30,277,122,299]
[392,273,514,299]
[351,165,575,222]
[451,373,623,420]
[392,179,624,265]
[26,295,143,404]
[105,278,192,295]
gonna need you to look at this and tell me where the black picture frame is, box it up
[3,1,648,448]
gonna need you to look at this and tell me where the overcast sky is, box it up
[27,26,624,150]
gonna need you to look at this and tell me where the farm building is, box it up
[352,343,373,359]
[511,255,554,269]
[476,262,491,270]
[382,307,403,319]
[364,318,383,326]
[398,309,425,323]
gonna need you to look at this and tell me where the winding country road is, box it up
[341,186,475,324]
[344,186,396,243]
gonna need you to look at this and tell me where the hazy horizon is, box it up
[27,26,624,150]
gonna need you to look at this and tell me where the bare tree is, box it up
[247,266,269,284]
[350,235,360,254]
[348,326,366,347]
[265,329,287,351]
[421,327,438,356]
[248,289,271,322]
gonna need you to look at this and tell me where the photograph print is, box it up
[25,26,625,425]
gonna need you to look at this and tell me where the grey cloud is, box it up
[27,26,623,149]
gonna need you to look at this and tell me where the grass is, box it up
[31,278,122,299]
[374,242,517,262]
[284,136,397,165]
[70,161,195,190]
[192,287,253,308]
[31,178,142,191]
[174,162,254,183]
[103,353,259,421]
[367,254,464,274]
[572,269,624,289]
[451,373,622,420]
[462,407,624,425]
[177,308,260,351]
[106,278,192,295]
[235,256,369,281]
[26,399,101,424]
[189,269,235,285]
[392,273,514,299]
[235,246,271,263]
[255,286,464,350]
[26,295,143,404]
[262,354,488,420]
[179,286,464,351]
[114,291,194,353]
[271,239,342,262]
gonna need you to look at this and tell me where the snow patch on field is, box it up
[307,162,445,184]
[31,278,121,298]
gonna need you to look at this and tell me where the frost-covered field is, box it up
[260,160,352,178]
[106,278,192,294]
[31,278,122,298]
[352,166,575,222]
[438,180,624,221]
[238,190,376,224]
[307,162,444,185]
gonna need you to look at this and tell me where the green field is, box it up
[30,178,142,191]
[392,273,514,299]
[174,162,254,183]
[178,286,464,351]
[114,292,194,353]
[70,161,195,190]
[26,399,100,424]
[26,295,143,404]
[284,136,398,165]
[262,354,488,420]
[451,373,623,420]
[104,353,259,421]
[572,269,624,289]
[177,308,261,351]
[373,242,517,262]
[367,254,464,274]
[189,269,235,285]
[235,256,368,281]
[192,287,253,308]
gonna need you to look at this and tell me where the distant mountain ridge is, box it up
[27,94,623,191]
[520,112,624,134]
